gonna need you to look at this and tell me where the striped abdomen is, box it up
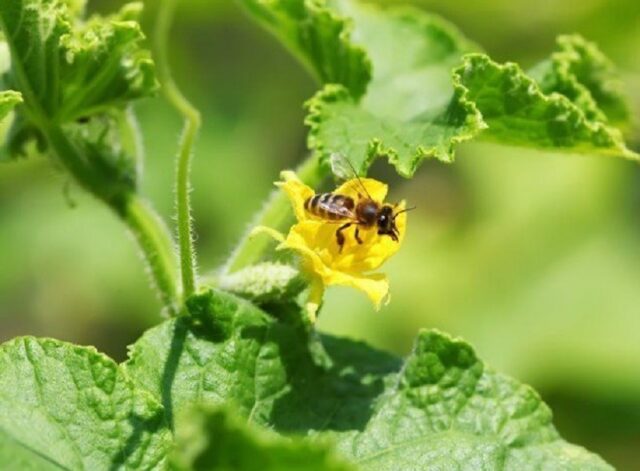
[304,193,355,220]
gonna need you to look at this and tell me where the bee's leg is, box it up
[354,226,363,244]
[336,223,352,252]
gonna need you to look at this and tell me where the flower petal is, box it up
[275,170,315,221]
[325,270,389,309]
[281,223,390,308]
[275,170,407,312]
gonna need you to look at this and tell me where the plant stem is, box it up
[2,4,181,313]
[42,123,180,313]
[223,154,325,274]
[122,195,179,314]
[155,0,201,299]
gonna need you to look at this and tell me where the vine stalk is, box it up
[155,0,202,300]
[1,1,182,314]
[122,195,179,312]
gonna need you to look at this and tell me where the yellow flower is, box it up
[256,170,407,322]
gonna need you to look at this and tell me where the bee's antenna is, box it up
[393,206,416,219]
[333,153,374,200]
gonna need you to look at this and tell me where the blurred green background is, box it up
[1,0,639,468]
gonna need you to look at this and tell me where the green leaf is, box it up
[0,429,61,471]
[0,0,155,204]
[304,1,486,177]
[455,51,637,160]
[529,35,630,126]
[0,337,171,470]
[55,3,157,122]
[171,404,355,471]
[237,0,371,99]
[0,90,20,122]
[125,289,612,470]
[330,331,612,470]
[299,2,638,177]
[0,1,156,123]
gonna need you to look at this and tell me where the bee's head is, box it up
[377,205,399,241]
[377,204,415,242]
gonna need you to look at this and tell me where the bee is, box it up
[304,158,413,252]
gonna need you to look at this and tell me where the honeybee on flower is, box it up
[253,164,411,322]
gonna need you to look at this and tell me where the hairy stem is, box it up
[122,195,179,314]
[1,4,180,313]
[223,155,325,274]
[155,0,202,300]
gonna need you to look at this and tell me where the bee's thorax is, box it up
[355,199,380,226]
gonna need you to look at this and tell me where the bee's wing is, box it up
[317,200,357,220]
[330,153,373,200]
[330,153,355,180]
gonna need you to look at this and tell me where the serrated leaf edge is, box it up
[304,77,486,177]
[456,52,639,161]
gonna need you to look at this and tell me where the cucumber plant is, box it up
[0,0,636,469]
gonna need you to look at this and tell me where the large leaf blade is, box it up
[529,35,631,126]
[0,429,63,471]
[125,289,612,470]
[307,0,485,176]
[0,337,171,470]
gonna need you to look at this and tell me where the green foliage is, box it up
[125,289,611,470]
[1,0,636,469]
[0,0,155,205]
[0,430,61,471]
[237,0,371,99]
[171,404,355,471]
[0,0,179,310]
[456,51,635,159]
[247,0,637,177]
[529,35,630,126]
[0,1,155,125]
[308,0,483,177]
[0,291,616,469]
[0,337,171,470]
